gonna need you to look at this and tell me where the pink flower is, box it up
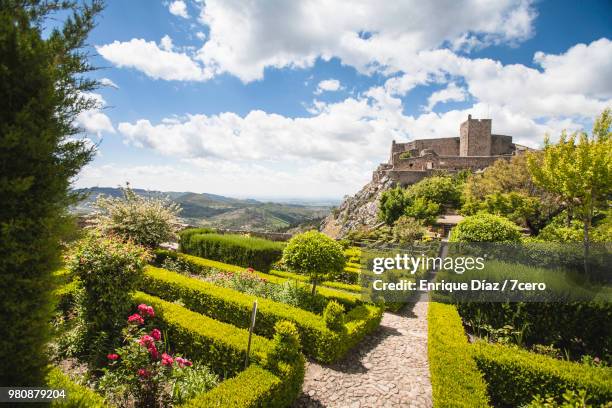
[150,328,161,341]
[137,368,150,378]
[175,357,192,368]
[161,353,174,367]
[128,313,144,325]
[148,343,159,360]
[139,334,154,347]
[246,267,255,273]
[107,353,119,361]
[137,304,155,317]
[146,306,155,318]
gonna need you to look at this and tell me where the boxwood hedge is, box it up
[428,302,490,408]
[179,231,284,272]
[46,367,107,407]
[141,266,382,363]
[472,341,612,407]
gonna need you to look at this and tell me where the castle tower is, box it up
[460,114,491,156]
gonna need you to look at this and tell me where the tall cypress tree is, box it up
[0,0,102,385]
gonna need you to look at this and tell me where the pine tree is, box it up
[0,0,102,385]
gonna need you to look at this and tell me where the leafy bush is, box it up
[378,187,410,225]
[428,303,490,408]
[141,266,382,363]
[46,367,107,408]
[527,389,596,408]
[462,191,540,227]
[407,175,462,208]
[323,301,346,332]
[92,184,181,248]
[99,303,217,407]
[282,230,346,294]
[392,215,425,244]
[267,321,302,371]
[450,213,522,242]
[404,197,440,224]
[472,341,612,407]
[67,233,150,364]
[180,232,284,272]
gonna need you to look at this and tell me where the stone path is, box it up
[294,301,432,408]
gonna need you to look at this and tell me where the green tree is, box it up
[528,109,612,272]
[392,216,425,244]
[378,186,409,225]
[93,183,182,248]
[406,175,462,208]
[450,213,521,242]
[282,231,345,294]
[404,197,440,225]
[0,0,102,385]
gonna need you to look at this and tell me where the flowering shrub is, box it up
[93,183,182,248]
[68,232,150,365]
[99,304,217,407]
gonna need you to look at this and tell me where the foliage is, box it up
[67,232,150,365]
[450,213,522,242]
[46,367,107,408]
[0,0,101,385]
[528,109,612,257]
[472,341,612,408]
[403,197,440,225]
[463,191,540,226]
[392,216,426,244]
[536,211,612,243]
[527,389,594,408]
[378,186,410,225]
[282,230,346,294]
[92,183,182,248]
[180,232,284,272]
[267,321,302,370]
[323,301,346,332]
[140,267,382,363]
[406,175,462,208]
[427,303,490,408]
[99,304,217,407]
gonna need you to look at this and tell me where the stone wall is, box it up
[490,134,513,155]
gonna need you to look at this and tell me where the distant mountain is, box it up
[73,187,332,232]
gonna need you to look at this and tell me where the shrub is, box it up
[92,183,181,248]
[141,266,382,363]
[323,301,345,332]
[267,321,302,370]
[0,1,100,385]
[99,303,217,407]
[392,215,425,244]
[428,303,490,408]
[472,341,612,407]
[180,232,284,272]
[450,213,521,242]
[378,187,410,225]
[282,230,346,294]
[67,233,149,364]
[46,367,107,408]
[407,175,462,208]
[404,197,440,225]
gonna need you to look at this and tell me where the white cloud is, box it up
[424,82,467,111]
[99,77,119,89]
[169,0,189,18]
[76,93,115,137]
[315,79,342,94]
[195,31,206,41]
[96,38,210,81]
[160,35,173,51]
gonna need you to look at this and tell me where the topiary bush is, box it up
[450,213,522,242]
[180,232,284,272]
[68,232,149,364]
[323,301,345,332]
[267,321,302,371]
[282,230,345,294]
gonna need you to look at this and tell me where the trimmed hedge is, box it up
[133,291,271,376]
[46,367,107,407]
[141,266,382,363]
[134,292,304,407]
[472,341,612,407]
[155,249,362,307]
[428,303,490,408]
[179,231,284,272]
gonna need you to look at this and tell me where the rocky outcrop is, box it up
[320,175,394,239]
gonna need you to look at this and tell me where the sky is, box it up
[70,0,612,200]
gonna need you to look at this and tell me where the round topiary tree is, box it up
[282,231,345,295]
[450,213,522,242]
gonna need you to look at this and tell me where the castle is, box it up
[373,115,529,186]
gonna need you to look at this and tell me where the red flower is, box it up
[146,306,155,318]
[137,368,150,378]
[128,313,144,325]
[137,304,155,318]
[175,357,192,368]
[107,353,119,361]
[139,334,154,347]
[161,353,174,367]
[148,343,159,360]
[150,328,161,341]
[246,267,255,273]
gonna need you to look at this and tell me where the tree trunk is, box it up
[311,278,318,296]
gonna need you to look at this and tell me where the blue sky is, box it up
[72,0,612,200]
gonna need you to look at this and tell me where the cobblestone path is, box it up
[294,301,432,408]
